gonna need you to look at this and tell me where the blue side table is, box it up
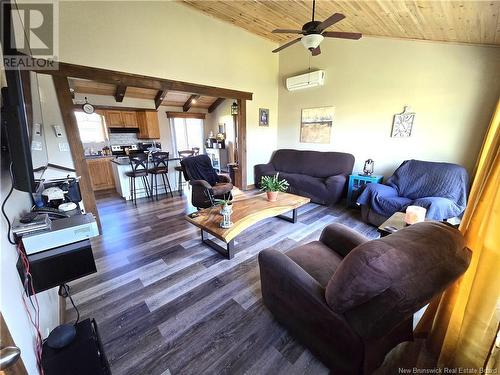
[347,173,383,207]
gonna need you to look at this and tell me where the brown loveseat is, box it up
[258,222,471,374]
[254,149,355,205]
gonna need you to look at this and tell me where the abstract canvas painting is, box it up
[300,106,334,143]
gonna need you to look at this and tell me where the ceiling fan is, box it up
[271,0,362,56]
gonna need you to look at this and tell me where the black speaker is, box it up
[17,240,97,295]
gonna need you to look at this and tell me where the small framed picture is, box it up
[259,108,269,127]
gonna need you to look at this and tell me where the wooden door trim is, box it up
[52,76,102,232]
[0,313,28,375]
[236,99,247,190]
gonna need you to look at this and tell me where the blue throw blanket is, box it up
[357,160,469,220]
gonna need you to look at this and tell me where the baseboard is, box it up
[246,184,256,190]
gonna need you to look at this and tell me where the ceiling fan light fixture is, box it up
[301,34,324,50]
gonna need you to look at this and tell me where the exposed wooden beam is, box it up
[30,60,253,100]
[52,75,101,232]
[114,85,127,102]
[208,97,225,113]
[183,94,200,112]
[154,89,168,109]
[73,104,149,112]
[166,111,206,119]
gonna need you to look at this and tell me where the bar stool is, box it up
[148,151,174,199]
[174,149,196,196]
[126,153,151,205]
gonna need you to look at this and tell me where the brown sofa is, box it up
[258,222,471,374]
[254,149,355,205]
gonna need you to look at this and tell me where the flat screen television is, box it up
[1,67,37,193]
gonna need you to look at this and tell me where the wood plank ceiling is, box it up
[180,0,500,46]
[68,78,223,111]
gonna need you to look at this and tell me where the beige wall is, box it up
[0,62,60,375]
[58,1,279,185]
[277,37,500,176]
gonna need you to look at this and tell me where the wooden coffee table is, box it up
[185,192,310,259]
[378,212,408,237]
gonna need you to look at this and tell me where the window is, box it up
[170,117,204,155]
[75,111,107,143]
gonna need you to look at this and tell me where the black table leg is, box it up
[178,170,183,196]
[200,230,235,259]
[277,208,298,223]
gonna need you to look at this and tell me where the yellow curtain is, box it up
[425,99,500,369]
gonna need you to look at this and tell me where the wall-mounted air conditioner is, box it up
[285,70,325,91]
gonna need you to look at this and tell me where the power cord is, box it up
[2,162,16,245]
[17,241,44,374]
[59,284,80,325]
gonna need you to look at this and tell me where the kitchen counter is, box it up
[111,156,182,166]
[110,156,181,200]
[85,155,114,160]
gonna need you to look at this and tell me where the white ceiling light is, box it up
[301,34,324,50]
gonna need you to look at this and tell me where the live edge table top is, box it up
[185,192,310,243]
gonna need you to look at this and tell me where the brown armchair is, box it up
[181,154,233,209]
[258,222,471,374]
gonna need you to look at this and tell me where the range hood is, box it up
[108,127,139,133]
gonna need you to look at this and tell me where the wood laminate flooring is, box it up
[67,189,434,374]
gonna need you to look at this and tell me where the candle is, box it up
[404,205,427,225]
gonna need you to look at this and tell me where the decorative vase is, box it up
[220,204,233,228]
[266,191,278,202]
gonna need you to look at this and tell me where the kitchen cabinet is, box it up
[103,110,138,128]
[137,110,160,139]
[104,110,124,128]
[86,157,116,190]
[121,111,139,128]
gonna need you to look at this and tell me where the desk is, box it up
[42,319,110,375]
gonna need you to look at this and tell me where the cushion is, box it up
[212,183,233,196]
[287,241,343,287]
[125,170,147,177]
[271,149,354,179]
[324,222,471,337]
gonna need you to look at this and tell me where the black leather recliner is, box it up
[181,154,233,209]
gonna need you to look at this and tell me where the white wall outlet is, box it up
[53,125,63,137]
[33,123,42,136]
[58,142,70,152]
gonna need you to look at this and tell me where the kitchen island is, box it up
[111,156,180,200]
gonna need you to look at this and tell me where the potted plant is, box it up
[260,173,289,202]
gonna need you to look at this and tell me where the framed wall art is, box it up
[391,106,415,138]
[259,108,269,126]
[300,106,334,144]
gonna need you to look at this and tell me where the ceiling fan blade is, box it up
[272,38,302,53]
[272,29,304,34]
[323,31,362,40]
[311,46,321,56]
[316,13,345,31]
